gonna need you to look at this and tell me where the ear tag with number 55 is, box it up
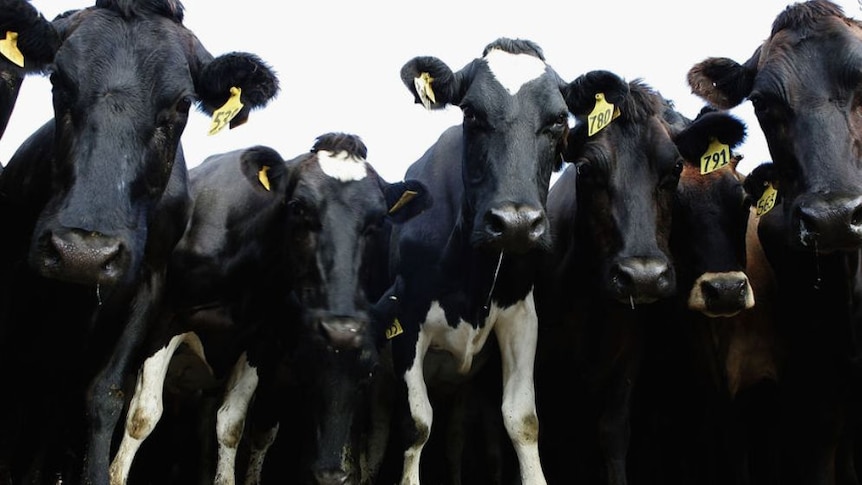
[588,93,620,137]
[756,183,778,216]
[0,31,24,67]
[208,87,243,136]
[700,138,731,174]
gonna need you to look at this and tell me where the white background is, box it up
[3,1,859,182]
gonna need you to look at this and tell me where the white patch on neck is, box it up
[317,149,368,182]
[484,48,547,95]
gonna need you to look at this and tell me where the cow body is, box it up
[111,133,430,485]
[382,38,578,485]
[688,1,862,482]
[0,1,279,483]
[533,72,748,485]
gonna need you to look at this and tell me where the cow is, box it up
[0,0,279,483]
[688,1,862,482]
[377,37,578,485]
[107,133,431,485]
[532,71,749,485]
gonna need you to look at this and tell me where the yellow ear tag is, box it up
[208,87,244,136]
[700,138,732,174]
[388,189,418,214]
[385,318,404,340]
[756,183,778,216]
[258,166,271,191]
[413,72,436,110]
[0,31,25,67]
[588,93,620,137]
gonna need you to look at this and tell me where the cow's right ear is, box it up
[400,56,461,109]
[687,52,758,110]
[743,161,781,204]
[239,145,288,193]
[383,179,432,223]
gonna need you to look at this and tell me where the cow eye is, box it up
[176,96,193,114]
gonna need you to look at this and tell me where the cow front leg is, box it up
[494,293,547,485]
[400,331,432,485]
[215,352,260,485]
[109,332,209,485]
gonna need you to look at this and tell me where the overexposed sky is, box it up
[3,1,859,181]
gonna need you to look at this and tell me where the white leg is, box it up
[494,291,547,485]
[401,330,432,485]
[109,332,209,485]
[215,352,259,485]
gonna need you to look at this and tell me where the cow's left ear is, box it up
[239,145,288,193]
[687,53,758,110]
[563,70,629,116]
[383,179,432,223]
[194,52,280,124]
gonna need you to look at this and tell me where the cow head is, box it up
[401,38,569,254]
[1,0,279,290]
[562,70,681,304]
[236,133,430,483]
[672,110,753,317]
[687,0,862,252]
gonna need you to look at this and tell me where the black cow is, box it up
[688,1,862,482]
[0,1,279,484]
[379,37,576,485]
[109,133,430,485]
[533,71,748,485]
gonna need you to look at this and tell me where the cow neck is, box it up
[439,215,505,323]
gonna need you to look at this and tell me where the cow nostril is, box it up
[852,204,862,227]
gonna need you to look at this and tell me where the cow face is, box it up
[240,134,430,352]
[672,110,753,317]
[2,1,278,289]
[401,38,568,254]
[562,71,681,304]
[688,0,862,252]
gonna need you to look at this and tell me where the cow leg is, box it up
[109,331,209,485]
[215,352,260,485]
[400,330,433,485]
[82,272,165,485]
[493,293,547,485]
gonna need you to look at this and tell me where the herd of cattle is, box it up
[2,0,862,484]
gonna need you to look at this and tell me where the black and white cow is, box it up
[688,1,862,482]
[0,1,279,483]
[378,37,578,485]
[109,133,430,485]
[532,71,749,485]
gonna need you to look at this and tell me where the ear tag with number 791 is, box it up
[700,138,731,174]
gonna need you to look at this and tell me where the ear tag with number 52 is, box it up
[588,93,620,137]
[756,183,778,216]
[208,87,244,136]
[700,138,731,174]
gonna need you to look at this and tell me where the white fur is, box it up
[484,48,547,95]
[317,149,368,182]
[215,352,260,485]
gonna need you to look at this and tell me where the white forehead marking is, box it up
[483,48,547,95]
[316,150,368,182]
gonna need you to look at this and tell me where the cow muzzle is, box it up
[793,194,862,252]
[32,228,128,285]
[687,271,754,317]
[318,316,368,350]
[481,204,548,253]
[609,256,675,305]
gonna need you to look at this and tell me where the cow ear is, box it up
[563,70,628,116]
[0,1,60,73]
[383,179,432,223]
[743,161,780,202]
[195,52,280,118]
[674,111,747,165]
[239,145,287,193]
[400,56,461,109]
[687,54,757,110]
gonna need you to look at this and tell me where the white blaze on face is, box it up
[483,48,547,95]
[317,149,368,182]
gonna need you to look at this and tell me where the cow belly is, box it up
[421,301,496,376]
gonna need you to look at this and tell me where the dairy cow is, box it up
[688,1,862,482]
[110,133,430,485]
[0,1,279,483]
[380,37,578,485]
